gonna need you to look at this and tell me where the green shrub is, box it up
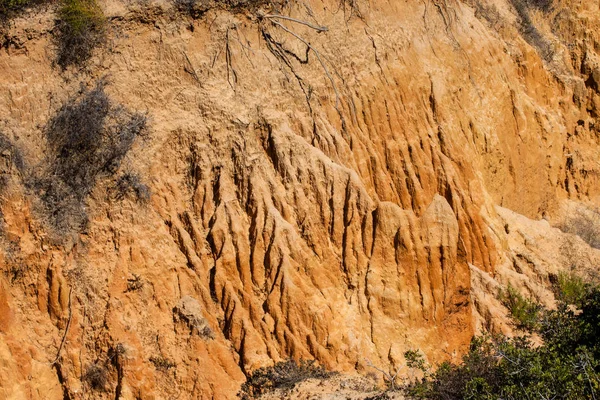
[55,0,105,69]
[579,287,600,360]
[404,350,427,374]
[555,271,589,307]
[407,284,600,400]
[500,284,541,330]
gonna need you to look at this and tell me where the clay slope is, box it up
[0,0,599,398]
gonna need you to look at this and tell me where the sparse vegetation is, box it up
[84,363,109,391]
[4,262,27,284]
[125,273,144,292]
[150,355,176,371]
[526,0,553,12]
[0,133,24,174]
[367,349,430,395]
[465,0,502,29]
[558,207,600,250]
[108,342,126,364]
[404,350,428,378]
[55,0,106,69]
[0,0,46,20]
[31,81,146,234]
[338,0,363,21]
[172,0,209,18]
[0,134,23,208]
[510,0,554,62]
[172,0,286,18]
[238,359,334,399]
[0,0,29,17]
[500,284,541,330]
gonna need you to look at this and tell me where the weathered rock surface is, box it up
[0,0,599,398]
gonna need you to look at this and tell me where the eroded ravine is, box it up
[1,0,600,398]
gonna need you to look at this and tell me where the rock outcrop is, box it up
[1,0,600,398]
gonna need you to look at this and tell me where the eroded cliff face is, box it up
[1,0,600,398]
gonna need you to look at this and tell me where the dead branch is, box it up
[51,287,73,365]
[365,358,404,390]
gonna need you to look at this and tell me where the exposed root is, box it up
[182,50,201,86]
[261,13,328,31]
[225,26,238,90]
[260,23,314,124]
[51,287,73,365]
[260,13,345,132]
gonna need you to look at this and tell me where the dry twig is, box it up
[51,287,73,365]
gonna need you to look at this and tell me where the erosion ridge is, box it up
[0,0,599,398]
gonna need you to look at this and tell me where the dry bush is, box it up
[338,0,363,21]
[0,134,24,237]
[30,81,146,234]
[238,359,333,399]
[0,134,23,224]
[4,261,27,284]
[0,0,48,21]
[557,207,600,250]
[510,0,554,62]
[199,324,215,339]
[149,355,176,371]
[114,173,150,203]
[172,0,209,18]
[108,343,126,365]
[526,0,552,12]
[465,0,502,29]
[173,0,288,18]
[1,0,30,19]
[475,3,501,27]
[84,363,109,391]
[0,133,24,174]
[125,273,144,292]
